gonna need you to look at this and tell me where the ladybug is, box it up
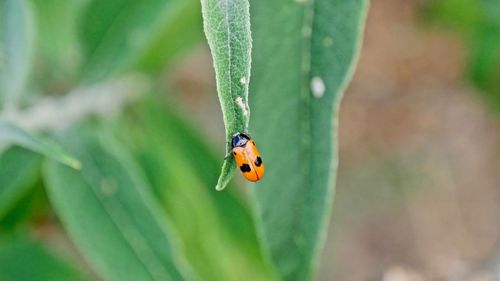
[230,132,264,182]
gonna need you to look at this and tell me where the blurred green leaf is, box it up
[79,0,201,82]
[32,0,82,81]
[119,100,279,281]
[249,1,369,280]
[44,127,198,281]
[470,27,500,109]
[0,147,41,220]
[134,0,203,72]
[0,0,34,107]
[0,235,92,281]
[422,0,500,111]
[0,184,50,231]
[422,0,482,33]
[0,119,80,169]
[199,0,252,190]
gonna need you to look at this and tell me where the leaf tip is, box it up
[215,183,226,191]
[215,158,236,191]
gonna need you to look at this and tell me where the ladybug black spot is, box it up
[240,164,251,173]
[233,151,236,155]
[255,156,262,167]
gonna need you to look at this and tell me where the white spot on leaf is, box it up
[311,77,326,98]
[240,77,247,85]
[236,96,248,116]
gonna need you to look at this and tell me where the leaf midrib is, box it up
[302,1,315,162]
[225,0,236,137]
[221,0,242,145]
[295,0,315,242]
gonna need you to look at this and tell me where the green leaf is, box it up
[0,147,41,220]
[119,100,279,281]
[422,0,500,112]
[214,160,236,191]
[43,127,198,281]
[0,119,80,169]
[0,235,92,281]
[32,0,82,80]
[250,0,369,280]
[421,0,482,33]
[0,0,35,107]
[134,0,203,72]
[0,184,49,230]
[199,0,252,190]
[79,0,201,82]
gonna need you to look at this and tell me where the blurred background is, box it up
[1,0,499,280]
[319,0,500,280]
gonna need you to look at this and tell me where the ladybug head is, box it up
[231,132,251,148]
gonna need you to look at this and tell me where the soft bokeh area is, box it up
[0,0,499,280]
[320,1,500,280]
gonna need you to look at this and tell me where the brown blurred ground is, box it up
[318,0,500,280]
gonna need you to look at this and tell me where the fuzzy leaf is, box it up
[199,0,252,190]
[249,0,369,280]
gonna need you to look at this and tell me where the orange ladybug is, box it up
[231,132,264,182]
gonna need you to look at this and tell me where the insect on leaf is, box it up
[199,0,252,190]
[119,100,280,281]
